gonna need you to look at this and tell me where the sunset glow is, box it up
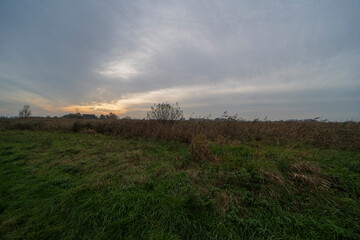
[1,1,359,120]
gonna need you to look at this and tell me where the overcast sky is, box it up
[1,0,359,121]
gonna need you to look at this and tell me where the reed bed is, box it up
[1,117,359,151]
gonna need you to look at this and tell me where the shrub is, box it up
[146,102,183,121]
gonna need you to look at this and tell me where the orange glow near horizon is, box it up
[57,78,323,118]
[58,81,303,116]
[59,104,128,116]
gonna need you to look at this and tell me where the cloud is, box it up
[1,0,359,120]
[60,51,360,118]
[98,59,140,79]
[0,89,58,114]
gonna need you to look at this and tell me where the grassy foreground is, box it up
[0,130,359,239]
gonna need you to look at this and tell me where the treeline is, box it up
[1,117,359,151]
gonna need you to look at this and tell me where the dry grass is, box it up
[288,161,330,190]
[260,170,285,185]
[288,172,330,190]
[290,161,320,175]
[191,134,217,162]
[1,117,359,151]
[261,161,330,191]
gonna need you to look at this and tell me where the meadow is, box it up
[0,118,359,239]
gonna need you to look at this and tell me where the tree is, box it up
[19,105,31,118]
[100,113,118,119]
[146,102,184,121]
[107,112,118,119]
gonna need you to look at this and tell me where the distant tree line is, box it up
[16,102,331,123]
[62,112,118,119]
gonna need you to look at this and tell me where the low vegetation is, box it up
[1,117,359,151]
[0,118,359,239]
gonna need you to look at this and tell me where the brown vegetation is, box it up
[191,134,217,162]
[261,161,331,195]
[0,117,359,151]
[288,161,330,190]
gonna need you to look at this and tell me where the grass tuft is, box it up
[190,134,217,162]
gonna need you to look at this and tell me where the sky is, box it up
[0,0,359,121]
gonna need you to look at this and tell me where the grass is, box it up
[0,130,359,239]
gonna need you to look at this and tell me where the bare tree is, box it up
[146,102,184,121]
[19,105,31,118]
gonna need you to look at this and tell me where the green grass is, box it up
[0,130,359,239]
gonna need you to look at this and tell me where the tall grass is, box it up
[1,117,359,151]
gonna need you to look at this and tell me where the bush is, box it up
[146,102,184,121]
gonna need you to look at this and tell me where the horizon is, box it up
[1,1,360,121]
[2,109,358,123]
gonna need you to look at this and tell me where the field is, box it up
[0,119,360,239]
